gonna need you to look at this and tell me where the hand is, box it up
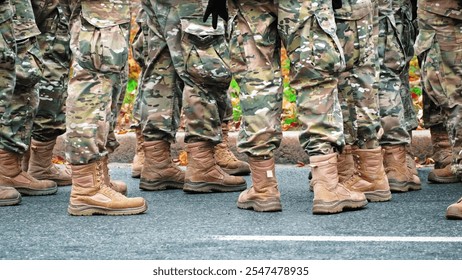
[203,0,228,29]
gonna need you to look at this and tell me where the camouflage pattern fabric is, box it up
[393,0,418,132]
[415,1,462,170]
[0,1,19,153]
[227,0,283,158]
[130,8,147,127]
[0,0,42,155]
[65,0,130,164]
[229,0,345,157]
[376,0,411,146]
[31,0,70,142]
[336,0,382,149]
[10,0,40,40]
[133,4,183,143]
[140,0,232,144]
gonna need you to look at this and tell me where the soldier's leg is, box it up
[137,3,184,191]
[335,1,391,202]
[280,0,367,214]
[0,14,22,206]
[377,3,421,192]
[27,4,71,186]
[228,0,283,212]
[66,3,146,216]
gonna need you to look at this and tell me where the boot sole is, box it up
[312,199,367,214]
[365,190,392,202]
[67,202,148,216]
[428,173,459,184]
[183,182,247,193]
[389,181,421,192]
[237,200,282,212]
[0,196,21,206]
[15,185,58,196]
[131,171,141,179]
[139,179,183,191]
[221,167,251,176]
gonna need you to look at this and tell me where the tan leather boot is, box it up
[27,139,72,186]
[310,153,367,214]
[102,156,127,195]
[428,164,459,183]
[237,156,282,212]
[139,140,184,191]
[68,160,147,216]
[0,186,21,206]
[383,145,421,192]
[428,125,456,183]
[352,147,392,202]
[131,127,144,178]
[183,141,247,193]
[337,146,375,198]
[215,123,250,175]
[446,197,462,220]
[0,149,57,196]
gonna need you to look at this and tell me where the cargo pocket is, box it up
[15,40,42,87]
[289,14,344,75]
[181,18,231,85]
[73,16,128,73]
[0,19,15,71]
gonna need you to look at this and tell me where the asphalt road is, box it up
[1,164,462,260]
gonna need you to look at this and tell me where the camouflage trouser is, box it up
[228,0,283,158]
[0,33,42,155]
[130,9,147,127]
[230,0,345,157]
[141,0,232,144]
[0,15,20,153]
[376,0,411,146]
[32,3,70,142]
[65,8,129,164]
[336,0,381,149]
[394,0,418,132]
[415,9,462,168]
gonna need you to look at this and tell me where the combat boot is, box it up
[352,147,392,202]
[183,141,247,193]
[215,123,250,175]
[0,149,57,196]
[0,186,21,206]
[68,160,147,216]
[131,127,144,178]
[139,140,184,191]
[237,156,282,212]
[337,146,375,197]
[102,156,127,195]
[428,164,459,183]
[446,197,462,220]
[428,125,457,183]
[383,145,421,192]
[27,139,72,186]
[310,153,368,214]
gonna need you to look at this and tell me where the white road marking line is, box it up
[213,235,462,242]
